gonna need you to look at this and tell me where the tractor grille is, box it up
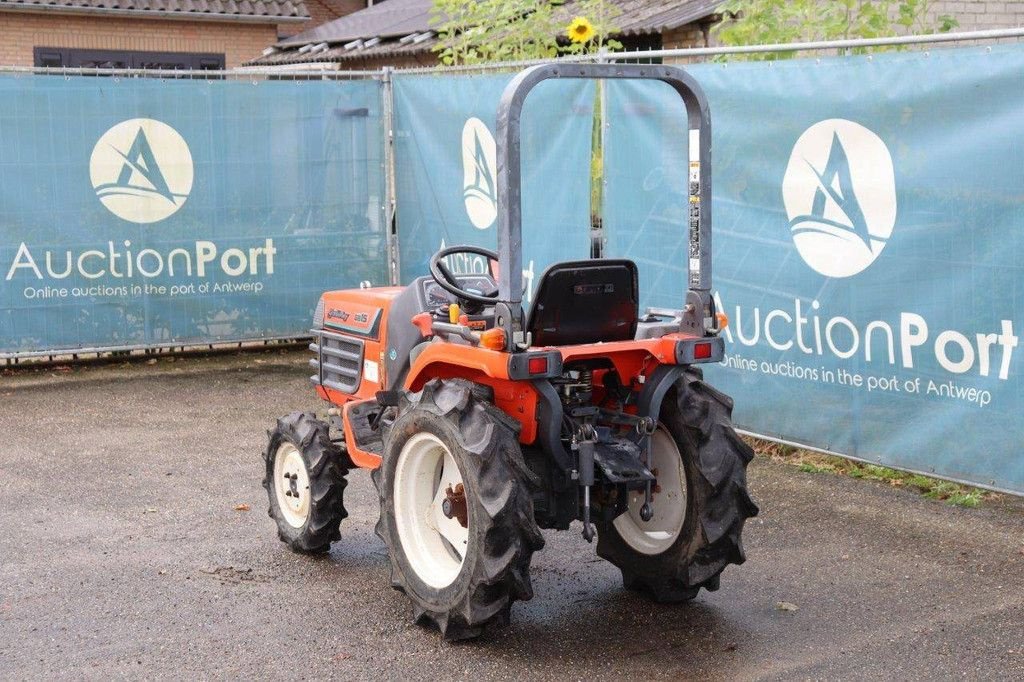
[309,328,364,394]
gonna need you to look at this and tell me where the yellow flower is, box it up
[567,16,596,44]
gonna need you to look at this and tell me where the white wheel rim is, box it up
[613,427,687,555]
[273,443,311,529]
[393,432,469,589]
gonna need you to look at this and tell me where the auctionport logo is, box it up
[90,118,193,224]
[782,119,896,278]
[461,117,497,230]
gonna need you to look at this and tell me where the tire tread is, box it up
[373,379,543,641]
[596,367,758,601]
[263,412,349,553]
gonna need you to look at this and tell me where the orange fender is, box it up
[405,343,539,445]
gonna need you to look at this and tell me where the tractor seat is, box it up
[526,259,639,346]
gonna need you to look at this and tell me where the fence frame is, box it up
[2,29,1023,495]
[0,65,390,360]
[378,27,1024,497]
[2,26,1023,361]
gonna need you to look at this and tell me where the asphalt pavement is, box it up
[1,350,1021,680]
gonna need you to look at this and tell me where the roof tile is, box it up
[0,0,309,19]
[276,0,717,50]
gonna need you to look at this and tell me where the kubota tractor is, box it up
[263,64,758,640]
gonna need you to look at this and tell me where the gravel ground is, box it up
[1,350,1022,681]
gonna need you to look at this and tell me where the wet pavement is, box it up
[1,350,1022,680]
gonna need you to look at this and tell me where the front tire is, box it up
[373,379,543,640]
[596,367,759,601]
[263,412,349,553]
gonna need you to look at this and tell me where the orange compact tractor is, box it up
[263,64,758,640]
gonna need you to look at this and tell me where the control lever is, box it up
[576,425,597,543]
[371,391,401,431]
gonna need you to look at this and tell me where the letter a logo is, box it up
[90,118,193,224]
[461,117,497,230]
[783,119,896,278]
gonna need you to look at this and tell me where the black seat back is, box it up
[526,259,639,346]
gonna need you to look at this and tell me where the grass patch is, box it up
[797,462,833,474]
[749,438,996,508]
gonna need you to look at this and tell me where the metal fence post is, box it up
[381,66,401,286]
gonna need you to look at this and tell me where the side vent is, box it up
[309,328,364,394]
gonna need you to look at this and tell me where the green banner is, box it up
[604,46,1023,494]
[0,75,387,354]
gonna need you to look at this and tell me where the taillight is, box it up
[507,351,562,380]
[675,337,723,364]
[527,356,549,374]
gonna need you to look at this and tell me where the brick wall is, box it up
[661,23,710,64]
[0,11,280,68]
[662,24,708,50]
[708,0,1024,46]
[924,1,1024,30]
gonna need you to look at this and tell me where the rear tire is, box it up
[264,412,349,553]
[373,379,544,641]
[596,367,759,602]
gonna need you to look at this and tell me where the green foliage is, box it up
[861,464,904,481]
[714,0,959,60]
[920,481,984,507]
[798,462,833,474]
[431,0,623,66]
[758,439,992,509]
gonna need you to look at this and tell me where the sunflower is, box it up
[567,16,596,44]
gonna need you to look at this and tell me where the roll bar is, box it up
[494,63,712,337]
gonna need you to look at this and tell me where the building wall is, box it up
[661,24,708,50]
[707,0,1024,47]
[661,22,712,64]
[669,0,1024,62]
[925,1,1024,30]
[0,12,281,68]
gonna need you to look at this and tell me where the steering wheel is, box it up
[428,245,500,306]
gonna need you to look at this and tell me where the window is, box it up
[33,48,225,71]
